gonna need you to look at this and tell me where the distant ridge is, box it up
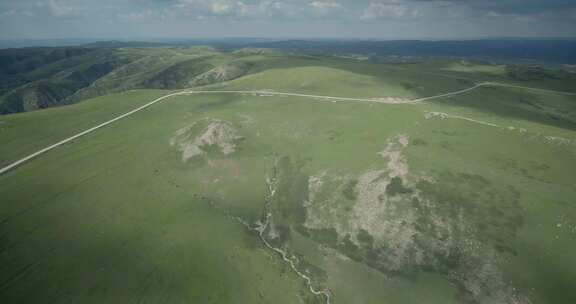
[2,38,576,63]
[81,40,171,48]
[242,39,576,64]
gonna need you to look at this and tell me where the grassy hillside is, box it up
[0,47,135,113]
[2,46,576,116]
[1,55,575,303]
[0,46,316,114]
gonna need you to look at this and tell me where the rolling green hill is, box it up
[0,47,281,114]
[3,46,576,117]
[0,47,134,113]
[1,51,576,304]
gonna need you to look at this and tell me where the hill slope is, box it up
[0,47,289,114]
[1,56,575,303]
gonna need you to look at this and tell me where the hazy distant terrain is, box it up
[1,44,575,303]
[2,40,576,115]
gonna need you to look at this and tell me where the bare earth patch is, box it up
[170,119,243,162]
[302,134,530,303]
[373,96,412,104]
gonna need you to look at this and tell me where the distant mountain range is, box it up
[241,39,576,65]
[1,38,575,64]
[0,46,283,114]
[1,39,576,115]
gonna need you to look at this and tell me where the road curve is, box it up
[0,91,188,175]
[0,82,572,175]
[410,83,489,102]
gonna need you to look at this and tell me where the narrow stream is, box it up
[238,171,332,304]
[206,161,332,304]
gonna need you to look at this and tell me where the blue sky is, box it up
[1,0,575,39]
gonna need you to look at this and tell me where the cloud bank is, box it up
[0,0,575,39]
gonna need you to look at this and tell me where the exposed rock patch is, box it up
[425,111,449,120]
[378,134,410,178]
[301,134,528,303]
[171,119,243,162]
[373,96,412,104]
[191,63,248,86]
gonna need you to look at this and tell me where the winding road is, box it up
[0,82,574,175]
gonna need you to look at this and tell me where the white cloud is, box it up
[46,0,79,17]
[3,0,567,39]
[362,1,421,20]
[117,9,155,23]
[173,0,239,17]
[485,10,539,23]
[0,9,18,16]
[0,8,34,17]
[309,1,342,10]
[211,2,232,15]
[167,0,301,20]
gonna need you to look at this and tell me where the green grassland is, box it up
[1,51,575,303]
